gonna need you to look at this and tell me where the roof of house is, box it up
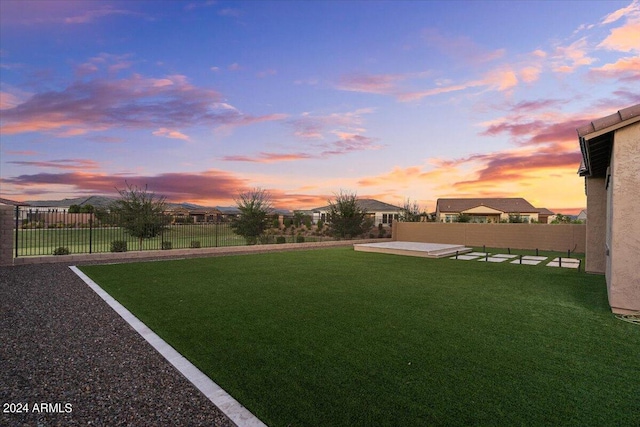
[536,207,555,216]
[0,197,29,206]
[578,104,640,177]
[436,198,538,214]
[311,198,402,212]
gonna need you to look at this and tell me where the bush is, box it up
[276,236,286,244]
[161,241,173,250]
[190,240,201,248]
[110,240,128,252]
[53,246,70,256]
[296,235,305,243]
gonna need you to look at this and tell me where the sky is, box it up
[1,0,639,214]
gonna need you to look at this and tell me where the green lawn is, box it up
[80,247,640,427]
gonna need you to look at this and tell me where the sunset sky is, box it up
[1,0,639,214]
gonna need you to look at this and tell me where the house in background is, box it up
[435,198,553,223]
[578,103,640,314]
[577,209,587,222]
[311,199,402,226]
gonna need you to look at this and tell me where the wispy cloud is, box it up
[551,38,596,73]
[152,128,190,141]
[421,28,506,65]
[0,72,285,136]
[222,133,380,163]
[64,7,142,24]
[8,159,101,170]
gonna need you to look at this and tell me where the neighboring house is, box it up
[0,198,29,206]
[435,198,553,223]
[311,199,402,226]
[577,103,640,314]
[577,209,587,222]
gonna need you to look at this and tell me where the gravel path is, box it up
[1,263,235,427]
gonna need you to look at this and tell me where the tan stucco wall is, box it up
[393,222,585,253]
[585,177,606,274]
[608,124,640,313]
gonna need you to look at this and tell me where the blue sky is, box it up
[1,0,638,213]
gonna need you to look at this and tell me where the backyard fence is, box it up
[11,206,330,257]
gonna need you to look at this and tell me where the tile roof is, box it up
[311,198,402,212]
[577,104,640,138]
[0,197,30,206]
[578,103,640,177]
[436,198,538,213]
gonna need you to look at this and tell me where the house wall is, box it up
[392,222,586,253]
[584,177,606,274]
[608,124,640,314]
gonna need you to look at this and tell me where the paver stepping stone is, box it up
[467,252,490,256]
[478,257,509,263]
[511,258,544,265]
[547,258,581,268]
[522,256,548,261]
[450,255,481,260]
[492,254,518,258]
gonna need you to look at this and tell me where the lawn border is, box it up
[69,265,267,427]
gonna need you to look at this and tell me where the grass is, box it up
[14,224,331,256]
[79,247,640,427]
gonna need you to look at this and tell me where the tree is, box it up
[456,213,471,223]
[231,188,274,245]
[399,198,422,222]
[110,182,168,250]
[327,191,370,238]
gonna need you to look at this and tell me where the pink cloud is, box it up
[589,56,640,81]
[152,128,190,141]
[336,73,406,95]
[1,73,285,136]
[8,159,101,170]
[551,38,596,73]
[421,28,506,65]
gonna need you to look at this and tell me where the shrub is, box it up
[110,240,128,252]
[190,240,201,248]
[161,241,173,250]
[53,247,70,256]
[276,236,286,244]
[296,235,305,243]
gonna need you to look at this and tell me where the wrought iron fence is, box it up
[13,206,338,257]
[13,206,246,257]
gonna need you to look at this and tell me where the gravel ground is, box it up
[0,262,236,427]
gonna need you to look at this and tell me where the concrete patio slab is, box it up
[492,254,518,258]
[354,241,472,258]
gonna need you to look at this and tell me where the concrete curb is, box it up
[70,266,268,427]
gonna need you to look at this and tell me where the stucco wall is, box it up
[585,177,607,274]
[608,124,640,313]
[393,222,586,253]
[0,206,15,266]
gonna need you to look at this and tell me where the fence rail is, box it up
[13,207,332,257]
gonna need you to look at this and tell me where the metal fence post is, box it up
[14,206,19,258]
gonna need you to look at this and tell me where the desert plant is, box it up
[110,240,128,252]
[276,236,286,244]
[110,181,169,251]
[296,235,305,243]
[231,188,274,245]
[327,190,369,238]
[53,246,71,255]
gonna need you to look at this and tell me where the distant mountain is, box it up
[25,195,117,209]
[24,195,211,211]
